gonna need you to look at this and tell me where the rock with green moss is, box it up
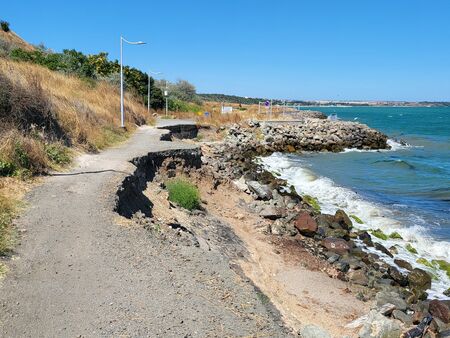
[349,214,364,224]
[371,229,388,240]
[389,232,403,240]
[405,243,418,254]
[408,268,432,293]
[416,258,434,269]
[431,259,450,278]
[444,288,450,297]
[302,195,321,212]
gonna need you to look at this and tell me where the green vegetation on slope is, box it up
[166,179,200,211]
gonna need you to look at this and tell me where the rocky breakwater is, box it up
[226,118,389,155]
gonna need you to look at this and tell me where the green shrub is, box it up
[166,179,200,211]
[45,143,71,165]
[0,21,10,32]
[0,161,16,177]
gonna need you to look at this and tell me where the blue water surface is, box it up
[297,106,450,240]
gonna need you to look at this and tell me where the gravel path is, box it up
[0,125,288,337]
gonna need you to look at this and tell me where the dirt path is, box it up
[0,125,288,337]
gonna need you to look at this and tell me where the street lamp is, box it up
[120,36,146,128]
[164,80,169,117]
[147,71,162,114]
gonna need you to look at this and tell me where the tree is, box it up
[171,79,199,103]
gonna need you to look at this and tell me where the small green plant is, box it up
[165,179,200,211]
[302,195,321,212]
[370,229,388,240]
[349,214,364,224]
[405,243,418,254]
[0,21,10,32]
[45,143,71,165]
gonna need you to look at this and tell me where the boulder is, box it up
[376,291,407,311]
[270,219,286,235]
[392,309,413,325]
[408,268,432,293]
[394,259,413,271]
[348,270,369,286]
[321,237,351,255]
[429,300,450,323]
[299,324,331,338]
[358,310,402,338]
[293,212,318,237]
[259,205,283,220]
[334,209,353,230]
[247,181,272,200]
[374,242,394,258]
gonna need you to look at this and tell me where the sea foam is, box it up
[261,152,450,299]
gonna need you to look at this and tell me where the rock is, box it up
[259,205,283,220]
[374,242,394,258]
[379,303,397,316]
[376,291,407,311]
[334,261,350,272]
[233,176,249,192]
[429,300,450,323]
[445,288,450,297]
[358,310,403,338]
[392,309,413,325]
[359,231,374,246]
[334,209,353,230]
[388,266,408,286]
[293,212,318,237]
[348,270,369,286]
[321,237,351,255]
[299,324,331,338]
[247,181,272,200]
[270,219,286,235]
[408,268,432,293]
[327,253,340,264]
[394,259,413,271]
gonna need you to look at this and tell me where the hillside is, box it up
[0,28,150,257]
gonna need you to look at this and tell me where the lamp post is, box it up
[147,71,162,114]
[120,36,145,128]
[164,80,169,117]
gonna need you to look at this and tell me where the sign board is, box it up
[164,90,168,97]
[221,106,233,114]
[264,100,270,107]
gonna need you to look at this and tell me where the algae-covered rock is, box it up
[349,214,364,224]
[405,243,418,254]
[417,258,435,269]
[302,195,321,212]
[371,229,389,240]
[389,232,403,240]
[432,259,450,278]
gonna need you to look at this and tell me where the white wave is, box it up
[261,153,450,299]
[342,139,415,153]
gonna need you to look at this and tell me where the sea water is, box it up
[261,107,450,298]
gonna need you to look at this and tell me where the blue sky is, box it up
[3,0,450,101]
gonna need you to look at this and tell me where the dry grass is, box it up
[169,101,288,127]
[0,59,151,151]
[0,30,35,52]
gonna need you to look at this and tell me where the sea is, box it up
[260,106,450,299]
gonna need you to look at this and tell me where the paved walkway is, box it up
[0,125,286,337]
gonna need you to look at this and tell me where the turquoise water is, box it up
[262,106,450,297]
[296,107,450,240]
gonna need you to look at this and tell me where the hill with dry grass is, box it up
[0,29,150,257]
